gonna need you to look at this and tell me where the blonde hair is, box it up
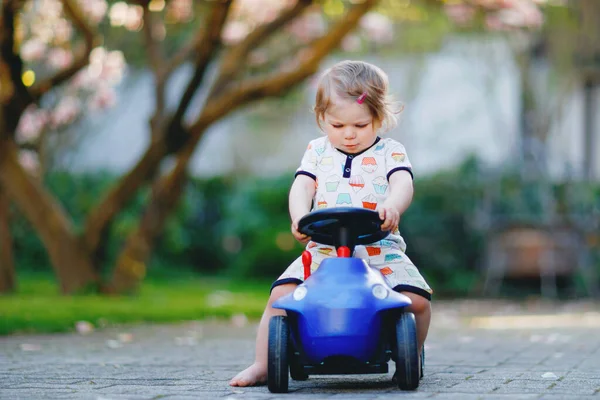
[313,60,402,133]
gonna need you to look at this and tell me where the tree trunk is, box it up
[83,137,169,264]
[0,139,98,293]
[108,157,189,293]
[0,185,15,293]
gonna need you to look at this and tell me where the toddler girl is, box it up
[230,60,432,387]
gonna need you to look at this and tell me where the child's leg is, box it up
[229,283,298,387]
[399,291,431,355]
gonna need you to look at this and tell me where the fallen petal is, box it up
[75,320,95,335]
[231,313,248,328]
[20,343,41,351]
[117,333,133,343]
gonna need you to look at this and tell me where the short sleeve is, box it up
[294,140,318,180]
[385,141,413,181]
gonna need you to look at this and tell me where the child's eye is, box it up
[356,124,368,128]
[332,124,343,129]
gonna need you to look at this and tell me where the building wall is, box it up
[62,38,600,181]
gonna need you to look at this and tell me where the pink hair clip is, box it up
[356,91,367,104]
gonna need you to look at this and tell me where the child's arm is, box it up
[378,170,414,231]
[289,174,316,243]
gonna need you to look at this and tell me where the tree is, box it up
[0,0,547,294]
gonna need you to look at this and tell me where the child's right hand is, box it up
[291,217,311,244]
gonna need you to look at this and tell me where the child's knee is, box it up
[268,283,298,305]
[401,292,431,315]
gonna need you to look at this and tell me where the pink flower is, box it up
[341,34,362,53]
[47,48,73,70]
[360,13,394,45]
[286,12,326,43]
[53,19,74,43]
[166,0,193,23]
[16,106,48,143]
[78,0,108,25]
[20,39,47,62]
[18,150,40,175]
[88,87,117,111]
[124,5,143,31]
[444,4,476,26]
[50,97,81,129]
[222,21,250,45]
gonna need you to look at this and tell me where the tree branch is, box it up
[106,0,378,292]
[161,28,205,80]
[191,0,378,134]
[211,0,314,93]
[141,2,166,127]
[0,0,33,133]
[170,0,233,125]
[30,0,100,100]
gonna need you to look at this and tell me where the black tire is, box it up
[394,312,420,390]
[268,316,289,393]
[289,358,308,381]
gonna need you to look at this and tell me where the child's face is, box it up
[322,94,380,154]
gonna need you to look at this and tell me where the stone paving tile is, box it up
[2,300,600,400]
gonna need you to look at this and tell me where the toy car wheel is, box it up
[268,316,289,393]
[394,312,420,390]
[289,352,308,381]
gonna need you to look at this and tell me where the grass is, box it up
[0,271,271,336]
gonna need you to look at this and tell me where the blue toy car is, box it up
[268,207,422,393]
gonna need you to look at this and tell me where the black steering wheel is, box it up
[297,207,390,251]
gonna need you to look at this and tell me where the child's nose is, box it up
[343,128,356,139]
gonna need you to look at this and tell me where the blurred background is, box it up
[0,0,599,334]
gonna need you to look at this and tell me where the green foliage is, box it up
[10,160,599,297]
[222,175,305,278]
[401,157,485,296]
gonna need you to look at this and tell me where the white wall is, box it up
[61,37,599,181]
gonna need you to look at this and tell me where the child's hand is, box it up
[291,217,311,244]
[377,204,400,232]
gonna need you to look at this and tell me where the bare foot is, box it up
[229,363,267,387]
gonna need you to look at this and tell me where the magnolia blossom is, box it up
[88,87,117,111]
[444,4,477,26]
[18,150,40,175]
[231,0,293,26]
[53,19,73,44]
[469,0,544,29]
[50,96,81,129]
[16,106,49,143]
[286,12,326,43]
[37,0,63,18]
[77,0,108,25]
[496,0,543,29]
[88,47,126,85]
[47,47,73,70]
[341,34,362,53]
[124,5,144,31]
[222,20,251,45]
[360,12,394,45]
[166,0,193,23]
[20,38,47,62]
[109,2,130,27]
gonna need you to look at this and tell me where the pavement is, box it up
[2,299,600,400]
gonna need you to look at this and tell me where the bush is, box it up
[10,160,599,297]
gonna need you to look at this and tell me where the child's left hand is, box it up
[377,204,400,232]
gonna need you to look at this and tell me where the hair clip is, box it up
[356,91,367,104]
